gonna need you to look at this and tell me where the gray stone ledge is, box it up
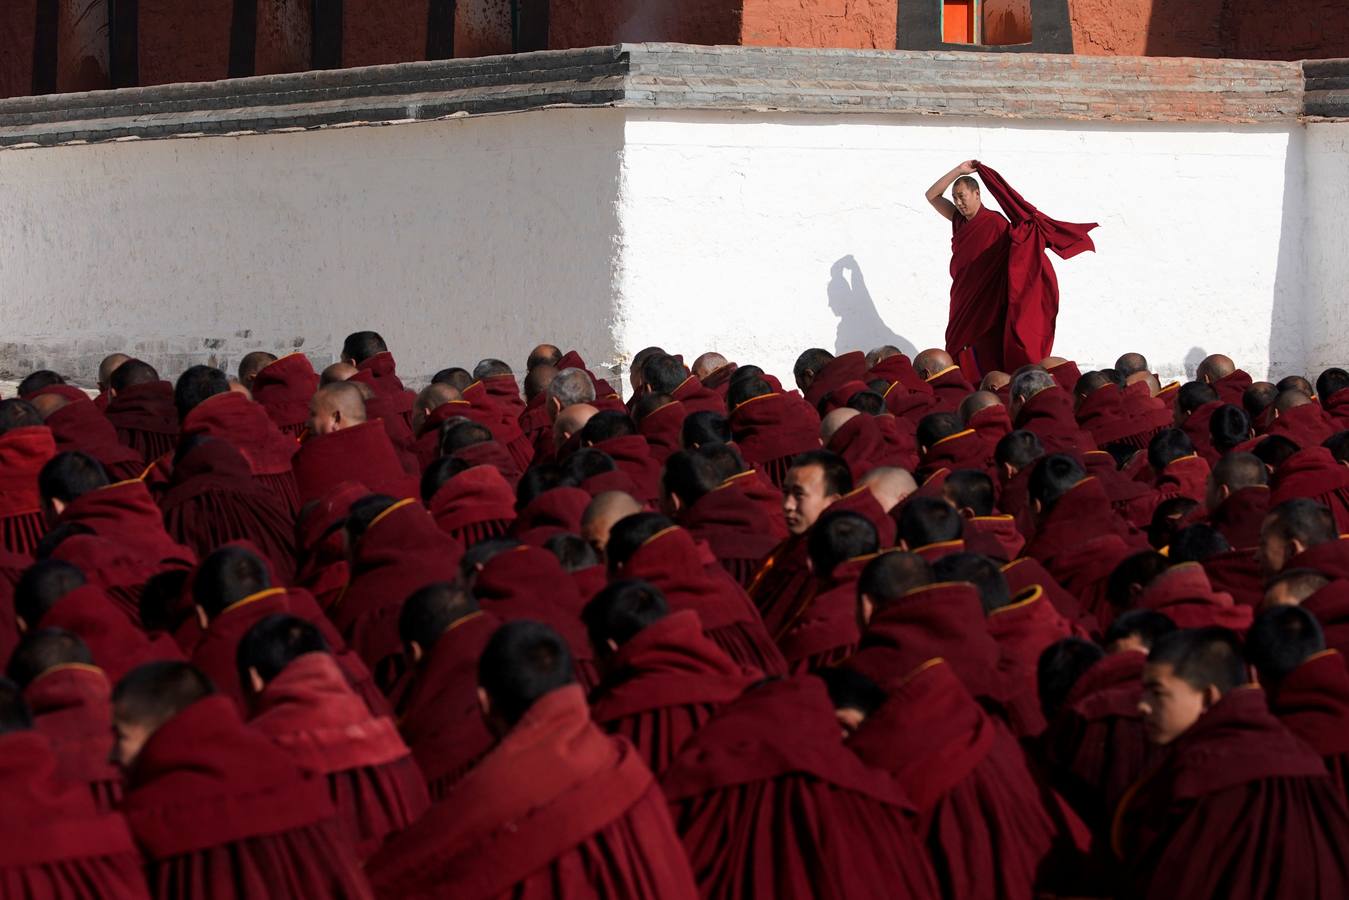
[0,43,1334,149]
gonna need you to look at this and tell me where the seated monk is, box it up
[1117,627,1349,899]
[662,674,939,899]
[1136,561,1253,632]
[993,429,1044,527]
[795,348,869,412]
[842,659,1091,899]
[1173,382,1222,462]
[914,348,972,413]
[341,330,416,428]
[665,449,785,587]
[1246,605,1349,801]
[104,359,180,463]
[1204,452,1270,550]
[643,352,724,417]
[409,382,463,469]
[30,389,146,482]
[0,678,150,898]
[1266,389,1339,448]
[238,615,429,859]
[606,513,787,675]
[728,375,822,487]
[249,353,319,437]
[8,627,123,811]
[916,410,993,482]
[1270,446,1349,533]
[1009,368,1095,454]
[111,661,373,898]
[236,351,277,392]
[1196,353,1254,407]
[95,352,131,409]
[420,458,517,547]
[293,393,417,504]
[775,510,879,673]
[583,579,759,774]
[866,344,931,396]
[369,620,699,899]
[473,357,526,422]
[175,365,301,513]
[897,496,967,561]
[693,351,738,395]
[443,418,524,489]
[858,465,919,515]
[293,481,368,614]
[1257,501,1349,656]
[160,437,297,584]
[943,469,1025,559]
[1148,428,1210,502]
[14,560,184,682]
[308,381,417,476]
[0,399,57,555]
[580,489,644,560]
[396,582,500,799]
[580,411,662,505]
[1206,403,1253,459]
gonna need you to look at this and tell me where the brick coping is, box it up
[0,43,1334,149]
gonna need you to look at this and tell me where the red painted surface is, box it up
[139,0,233,85]
[57,0,110,92]
[455,0,513,58]
[342,0,428,68]
[1070,0,1349,59]
[0,3,38,98]
[741,0,897,50]
[943,0,974,44]
[548,0,739,49]
[983,0,1031,46]
[256,0,312,75]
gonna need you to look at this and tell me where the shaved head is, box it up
[914,349,955,380]
[525,365,557,402]
[692,352,729,380]
[321,361,358,385]
[308,381,367,436]
[859,466,918,513]
[958,390,1002,425]
[1198,354,1236,384]
[528,344,562,370]
[1278,375,1314,397]
[554,403,598,450]
[979,371,1011,392]
[238,351,277,388]
[98,353,131,388]
[866,346,902,369]
[581,491,644,556]
[1115,353,1149,376]
[1127,370,1162,395]
[1274,389,1314,414]
[29,393,71,420]
[820,407,861,444]
[413,382,462,434]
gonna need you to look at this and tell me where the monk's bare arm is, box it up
[925,161,977,222]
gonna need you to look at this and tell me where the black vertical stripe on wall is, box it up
[426,0,456,60]
[32,0,59,94]
[109,0,139,88]
[228,0,258,77]
[312,0,343,69]
[515,0,548,52]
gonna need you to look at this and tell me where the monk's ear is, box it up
[476,687,492,720]
[49,498,67,517]
[1001,462,1015,480]
[858,594,875,628]
[1219,484,1233,503]
[194,605,210,631]
[15,616,27,634]
[408,641,424,665]
[1031,498,1043,515]
[606,638,619,655]
[959,507,976,520]
[668,493,683,513]
[247,667,265,696]
[1201,684,1224,710]
[1289,538,1308,558]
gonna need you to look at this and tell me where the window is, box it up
[899,0,1070,53]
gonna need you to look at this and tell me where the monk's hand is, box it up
[957,160,978,174]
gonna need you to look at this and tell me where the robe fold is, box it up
[591,434,662,505]
[24,663,123,811]
[1266,400,1339,448]
[122,695,373,899]
[294,481,368,614]
[1154,453,1210,502]
[1200,547,1266,609]
[1113,687,1349,899]
[924,366,974,413]
[250,652,429,858]
[426,465,517,547]
[0,425,56,555]
[511,486,592,547]
[986,584,1079,736]
[1207,484,1270,550]
[803,351,868,411]
[1138,562,1253,632]
[481,374,526,422]
[775,555,872,673]
[160,439,297,584]
[292,420,417,505]
[917,428,994,481]
[1000,556,1097,634]
[59,479,196,567]
[105,381,180,463]
[679,471,787,587]
[1179,399,1223,463]
[44,399,146,481]
[398,610,501,799]
[623,526,787,676]
[590,610,759,774]
[1322,387,1349,427]
[251,353,319,436]
[1270,446,1349,532]
[0,731,149,900]
[661,676,939,900]
[636,400,687,463]
[671,374,727,416]
[1013,386,1096,454]
[350,352,415,427]
[729,393,822,486]
[1211,369,1254,406]
[337,500,463,680]
[50,535,191,623]
[965,514,1025,560]
[1302,579,1349,660]
[40,584,185,680]
[866,353,931,396]
[370,685,699,900]
[849,658,1091,899]
[457,381,535,470]
[1268,650,1349,800]
[180,391,300,511]
[1023,477,1144,605]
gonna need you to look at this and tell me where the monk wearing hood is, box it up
[111,661,373,898]
[104,359,180,463]
[0,398,57,554]
[665,449,785,586]
[251,353,320,437]
[369,620,699,899]
[341,331,416,429]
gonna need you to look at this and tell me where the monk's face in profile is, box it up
[782,464,836,536]
[110,713,154,770]
[1257,515,1301,576]
[1139,663,1214,745]
[952,183,982,220]
[308,394,340,437]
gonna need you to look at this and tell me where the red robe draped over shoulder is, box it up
[105,381,180,463]
[1138,562,1253,632]
[775,555,872,673]
[350,352,414,427]
[661,676,939,900]
[251,354,319,437]
[59,480,196,571]
[729,393,821,487]
[40,585,184,681]
[121,696,372,899]
[370,685,698,900]
[292,421,417,505]
[803,351,868,411]
[249,652,429,858]
[426,465,517,548]
[679,471,787,587]
[180,392,300,510]
[0,425,56,555]
[24,663,123,811]
[1271,446,1349,532]
[1113,687,1349,900]
[0,731,148,900]
[44,399,145,482]
[590,610,759,774]
[1267,650,1349,801]
[511,486,591,547]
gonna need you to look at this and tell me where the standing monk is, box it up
[926,160,1097,379]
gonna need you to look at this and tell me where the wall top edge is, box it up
[0,43,1333,149]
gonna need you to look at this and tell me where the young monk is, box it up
[1117,627,1349,898]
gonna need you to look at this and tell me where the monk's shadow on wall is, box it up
[828,256,918,358]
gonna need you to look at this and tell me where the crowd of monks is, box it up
[5,331,1349,899]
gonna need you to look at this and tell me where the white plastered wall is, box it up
[615,111,1307,384]
[1304,122,1349,377]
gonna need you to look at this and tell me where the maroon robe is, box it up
[24,663,123,811]
[294,481,367,615]
[917,428,994,481]
[251,353,319,437]
[924,366,974,413]
[450,438,525,490]
[661,676,938,900]
[1211,369,1255,407]
[775,554,872,674]
[397,610,500,799]
[700,363,740,396]
[623,527,786,676]
[828,413,917,479]
[1043,649,1157,833]
[946,202,1012,377]
[592,434,662,505]
[40,585,183,684]
[671,374,727,417]
[679,472,786,587]
[636,400,687,463]
[867,353,931,395]
[1001,556,1097,635]
[1201,548,1267,609]
[1114,382,1173,449]
[986,584,1079,736]
[179,393,299,515]
[160,440,297,584]
[590,610,759,774]
[1267,650,1349,801]
[747,534,813,638]
[885,382,941,423]
[511,486,591,547]
[426,465,517,548]
[1267,401,1339,448]
[802,351,868,411]
[967,402,1013,446]
[250,652,429,858]
[1046,359,1082,392]
[292,421,418,504]
[1291,538,1349,582]
[337,500,463,678]
[1323,387,1349,428]
[1271,446,1349,532]
[458,381,535,471]
[105,381,180,463]
[372,685,697,899]
[0,425,55,555]
[557,350,623,404]
[517,392,554,458]
[1154,453,1211,503]
[43,399,145,482]
[1113,687,1349,900]
[1023,477,1144,605]
[0,731,148,900]
[1013,386,1095,454]
[50,535,189,624]
[350,352,414,427]
[0,548,27,666]
[966,514,1026,560]
[121,696,372,899]
[1207,484,1270,550]
[729,393,821,487]
[58,480,195,570]
[849,658,1090,899]
[1179,399,1223,463]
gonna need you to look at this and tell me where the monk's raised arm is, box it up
[926,161,977,222]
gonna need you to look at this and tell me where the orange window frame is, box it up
[942,0,980,44]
